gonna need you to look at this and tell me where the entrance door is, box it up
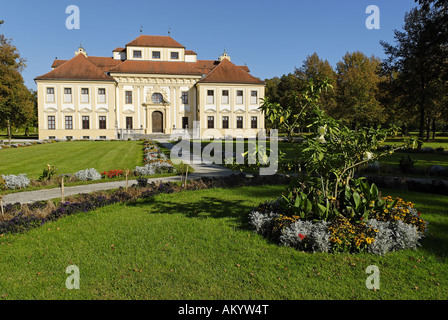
[152,111,163,133]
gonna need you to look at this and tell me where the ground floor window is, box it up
[48,116,55,130]
[207,116,214,129]
[65,116,73,130]
[182,117,189,129]
[222,116,229,129]
[237,116,244,129]
[99,116,107,129]
[251,116,258,129]
[126,117,133,129]
[82,116,90,130]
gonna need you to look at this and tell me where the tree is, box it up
[0,20,35,143]
[295,52,337,117]
[260,79,333,142]
[335,51,386,128]
[381,5,448,140]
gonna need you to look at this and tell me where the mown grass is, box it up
[0,141,144,179]
[0,185,446,300]
[194,140,448,175]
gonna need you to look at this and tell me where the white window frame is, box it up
[221,89,230,105]
[64,88,72,103]
[236,90,244,105]
[46,87,55,103]
[250,90,258,105]
[81,88,90,104]
[98,88,107,104]
[206,90,215,104]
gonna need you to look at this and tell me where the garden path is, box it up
[2,140,235,205]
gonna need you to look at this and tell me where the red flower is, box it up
[298,234,306,241]
[418,212,421,217]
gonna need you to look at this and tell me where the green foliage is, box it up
[38,164,57,181]
[398,155,417,173]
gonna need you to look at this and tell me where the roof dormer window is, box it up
[152,51,161,59]
[133,50,142,58]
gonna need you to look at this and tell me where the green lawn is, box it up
[0,141,144,179]
[0,185,446,300]
[194,140,448,175]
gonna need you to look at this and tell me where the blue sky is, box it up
[0,0,417,90]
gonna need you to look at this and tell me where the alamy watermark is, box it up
[66,5,80,30]
[65,265,80,289]
[170,121,279,176]
[365,5,380,30]
[365,265,380,290]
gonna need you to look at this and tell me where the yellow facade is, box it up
[35,36,265,140]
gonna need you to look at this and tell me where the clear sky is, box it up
[0,0,417,90]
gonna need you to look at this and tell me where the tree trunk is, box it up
[426,117,430,142]
[419,106,425,140]
[432,117,436,140]
[6,119,11,145]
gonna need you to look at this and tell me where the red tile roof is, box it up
[113,47,126,52]
[198,59,264,85]
[185,50,197,55]
[109,60,202,76]
[126,35,185,48]
[35,54,115,81]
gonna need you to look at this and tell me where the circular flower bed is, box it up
[249,188,428,255]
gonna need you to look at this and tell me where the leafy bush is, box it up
[39,164,57,181]
[2,174,31,190]
[74,168,102,181]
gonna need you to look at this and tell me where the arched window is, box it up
[152,93,163,104]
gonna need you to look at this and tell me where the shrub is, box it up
[2,174,31,190]
[74,168,102,181]
[39,164,57,181]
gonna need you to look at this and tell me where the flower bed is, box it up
[249,181,428,255]
[138,140,176,175]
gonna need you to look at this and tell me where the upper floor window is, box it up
[206,90,214,104]
[222,90,229,104]
[64,88,72,103]
[152,51,161,59]
[236,90,244,105]
[98,88,106,103]
[152,93,163,104]
[46,88,55,103]
[81,88,89,103]
[251,91,258,104]
[171,52,179,60]
[125,91,133,104]
[133,50,142,58]
[181,91,189,104]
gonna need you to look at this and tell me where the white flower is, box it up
[363,151,374,161]
[316,135,326,144]
[317,126,327,136]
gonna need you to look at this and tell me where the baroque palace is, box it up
[35,35,266,140]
